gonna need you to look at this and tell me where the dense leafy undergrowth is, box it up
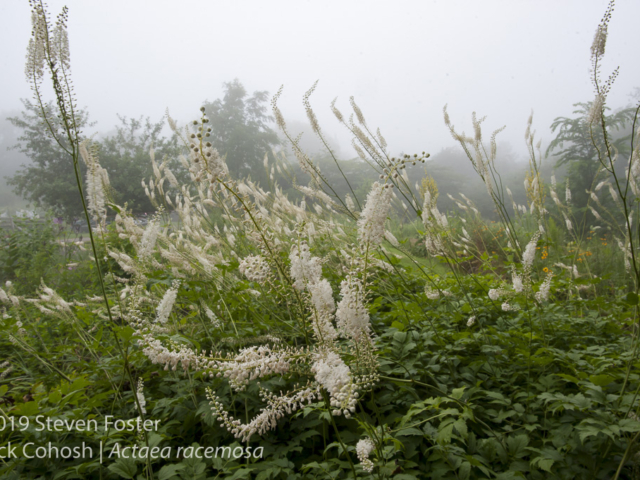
[1,250,639,479]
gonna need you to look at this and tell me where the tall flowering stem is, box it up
[587,0,640,292]
[23,5,153,477]
[24,1,115,326]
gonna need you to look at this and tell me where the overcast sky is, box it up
[1,0,638,161]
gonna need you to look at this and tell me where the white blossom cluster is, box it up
[616,237,634,273]
[80,141,110,225]
[307,279,339,343]
[136,378,147,415]
[336,275,371,342]
[501,302,520,312]
[239,255,270,284]
[425,287,452,300]
[487,231,548,307]
[155,282,179,324]
[421,190,451,257]
[512,272,524,293]
[357,182,393,248]
[0,287,20,308]
[108,251,138,275]
[0,361,13,380]
[296,185,338,212]
[422,190,448,230]
[207,385,319,442]
[521,232,540,270]
[23,282,85,318]
[25,4,48,83]
[137,220,160,260]
[382,231,398,248]
[488,288,509,301]
[425,287,441,300]
[356,438,376,473]
[204,306,221,328]
[289,242,322,291]
[288,242,339,343]
[311,351,358,416]
[535,273,553,302]
[219,345,292,391]
[139,334,205,372]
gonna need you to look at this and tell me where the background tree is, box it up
[203,79,280,184]
[7,99,92,219]
[7,100,182,219]
[546,101,635,224]
[0,111,31,211]
[98,116,182,214]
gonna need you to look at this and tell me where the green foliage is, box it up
[98,116,183,214]
[203,79,280,185]
[0,217,57,291]
[7,103,184,219]
[3,255,640,479]
[546,102,636,229]
[0,217,97,296]
[6,100,92,220]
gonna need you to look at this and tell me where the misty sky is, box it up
[1,0,639,161]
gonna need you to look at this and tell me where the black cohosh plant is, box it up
[2,0,640,479]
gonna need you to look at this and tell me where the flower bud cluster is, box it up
[136,378,147,415]
[207,384,319,442]
[488,288,509,301]
[140,334,204,372]
[186,114,228,184]
[356,438,375,473]
[501,302,520,312]
[219,345,292,392]
[239,255,270,284]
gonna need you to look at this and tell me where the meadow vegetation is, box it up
[1,1,640,479]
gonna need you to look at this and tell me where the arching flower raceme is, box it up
[312,351,351,398]
[535,273,553,302]
[335,275,370,342]
[522,232,540,269]
[138,220,160,260]
[311,351,358,417]
[307,279,338,342]
[357,182,393,248]
[156,282,179,324]
[289,242,322,290]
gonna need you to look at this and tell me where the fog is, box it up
[1,0,639,194]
